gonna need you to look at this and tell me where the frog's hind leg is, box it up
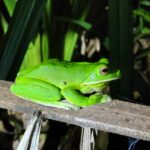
[10,78,79,110]
[10,78,61,104]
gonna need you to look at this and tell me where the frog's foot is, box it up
[97,94,112,103]
[61,88,112,107]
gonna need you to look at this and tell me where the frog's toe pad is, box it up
[101,95,112,103]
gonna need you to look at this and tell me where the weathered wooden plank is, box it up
[0,80,150,141]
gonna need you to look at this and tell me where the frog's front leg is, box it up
[61,87,111,107]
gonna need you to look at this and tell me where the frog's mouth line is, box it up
[82,77,119,85]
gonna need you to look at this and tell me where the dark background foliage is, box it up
[0,0,150,149]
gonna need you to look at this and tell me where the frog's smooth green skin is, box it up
[10,58,120,110]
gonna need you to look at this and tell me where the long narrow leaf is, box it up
[63,0,92,61]
[3,0,16,16]
[20,34,41,70]
[0,0,47,80]
[56,17,92,30]
[109,0,133,98]
[63,29,78,61]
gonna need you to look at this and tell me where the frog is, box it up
[10,58,120,110]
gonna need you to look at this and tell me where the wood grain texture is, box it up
[0,80,150,141]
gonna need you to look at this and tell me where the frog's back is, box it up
[18,59,95,88]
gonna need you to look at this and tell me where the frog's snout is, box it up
[110,69,121,80]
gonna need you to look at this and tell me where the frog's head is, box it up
[83,58,121,85]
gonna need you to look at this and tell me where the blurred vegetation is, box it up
[0,0,150,149]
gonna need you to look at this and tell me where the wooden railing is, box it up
[0,80,150,141]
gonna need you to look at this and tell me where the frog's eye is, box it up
[100,66,109,75]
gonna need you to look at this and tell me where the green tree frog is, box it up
[10,58,120,110]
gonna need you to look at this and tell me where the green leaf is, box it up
[0,0,47,80]
[140,0,150,6]
[134,9,150,23]
[109,0,133,98]
[141,27,150,34]
[56,17,92,30]
[135,48,150,60]
[41,33,49,61]
[20,34,42,70]
[3,0,16,16]
[63,29,79,61]
[1,16,8,33]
